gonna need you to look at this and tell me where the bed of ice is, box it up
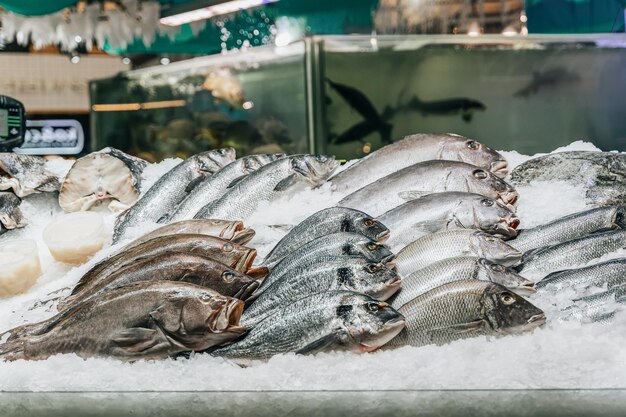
[2,140,626,392]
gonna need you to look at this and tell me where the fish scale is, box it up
[537,258,626,290]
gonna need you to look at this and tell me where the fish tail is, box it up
[0,329,28,361]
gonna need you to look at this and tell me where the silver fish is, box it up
[242,257,402,327]
[390,257,535,310]
[395,229,522,276]
[261,207,390,269]
[211,291,405,360]
[113,148,236,243]
[507,206,626,253]
[518,230,626,279]
[536,258,626,290]
[195,155,338,222]
[559,286,626,323]
[0,191,26,231]
[338,160,518,216]
[388,280,545,347]
[256,232,395,295]
[378,192,520,251]
[163,154,284,223]
[329,133,508,194]
[0,153,60,197]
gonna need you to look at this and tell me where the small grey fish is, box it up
[0,153,60,197]
[0,191,26,231]
[261,207,390,269]
[507,206,626,253]
[378,192,520,251]
[559,286,626,323]
[113,148,236,243]
[256,232,395,296]
[195,155,338,222]
[387,280,545,348]
[390,257,535,310]
[242,257,402,327]
[338,160,518,217]
[329,134,508,194]
[518,230,626,279]
[211,291,405,360]
[395,229,522,276]
[0,281,246,361]
[536,258,626,290]
[163,154,285,223]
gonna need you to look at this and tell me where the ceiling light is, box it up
[70,53,80,64]
[122,57,131,65]
[160,56,171,65]
[160,0,279,27]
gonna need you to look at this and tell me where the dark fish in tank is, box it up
[404,95,486,122]
[514,67,581,98]
[332,120,392,145]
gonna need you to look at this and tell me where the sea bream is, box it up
[0,191,26,233]
[0,153,60,197]
[162,154,284,223]
[113,148,236,243]
[378,192,520,251]
[0,281,246,361]
[390,257,535,310]
[195,155,338,222]
[387,280,545,348]
[329,133,508,194]
[211,291,405,361]
[339,160,518,217]
[260,207,390,269]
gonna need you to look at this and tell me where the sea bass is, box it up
[378,192,520,251]
[329,133,508,194]
[390,257,535,310]
[113,148,236,243]
[211,291,405,360]
[0,281,245,361]
[387,280,545,348]
[0,153,60,197]
[536,258,626,290]
[395,229,522,276]
[338,160,518,216]
[195,155,338,222]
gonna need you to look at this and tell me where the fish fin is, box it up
[426,321,485,340]
[462,113,473,122]
[398,190,430,201]
[246,267,269,280]
[227,175,247,188]
[296,329,349,355]
[111,328,165,353]
[185,175,207,193]
[411,220,447,234]
[273,174,297,192]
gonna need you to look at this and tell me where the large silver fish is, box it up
[390,257,535,310]
[378,192,520,251]
[507,206,626,253]
[536,258,626,290]
[338,160,518,216]
[395,229,522,276]
[162,154,284,223]
[194,155,338,222]
[242,257,401,327]
[0,153,60,197]
[387,280,545,348]
[329,133,508,194]
[211,291,405,360]
[0,191,26,232]
[0,281,246,361]
[112,148,236,243]
[255,232,395,295]
[518,230,626,279]
[261,207,390,269]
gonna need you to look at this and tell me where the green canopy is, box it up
[0,0,78,16]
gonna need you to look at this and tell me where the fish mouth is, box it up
[384,260,397,270]
[381,253,396,264]
[375,276,403,300]
[494,216,519,237]
[237,249,257,272]
[513,282,537,296]
[490,160,509,178]
[209,298,244,332]
[526,313,546,328]
[498,191,519,207]
[359,317,406,352]
[231,228,256,246]
[376,229,390,242]
[497,251,523,266]
[235,280,260,301]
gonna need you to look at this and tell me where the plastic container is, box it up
[0,239,42,297]
[43,212,106,265]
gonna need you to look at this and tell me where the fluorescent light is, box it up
[160,0,279,27]
[92,100,186,112]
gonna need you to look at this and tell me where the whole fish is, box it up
[536,258,626,290]
[58,253,259,310]
[195,155,338,222]
[123,219,255,251]
[162,154,284,223]
[67,234,257,304]
[518,230,626,279]
[338,160,518,217]
[329,133,508,194]
[261,207,390,269]
[112,148,236,243]
[403,95,486,122]
[395,229,522,276]
[0,191,26,231]
[211,291,405,360]
[256,232,395,295]
[514,68,580,98]
[390,257,535,310]
[507,206,626,253]
[0,153,60,197]
[378,192,520,251]
[0,281,246,361]
[387,280,545,348]
[242,257,402,327]
[510,151,626,205]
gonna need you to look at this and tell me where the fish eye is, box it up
[222,271,235,282]
[364,218,376,227]
[200,293,212,301]
[365,301,383,312]
[366,263,382,273]
[473,169,488,179]
[490,264,505,272]
[480,198,494,207]
[466,141,480,150]
[366,242,379,251]
[500,292,516,305]
[223,243,234,252]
